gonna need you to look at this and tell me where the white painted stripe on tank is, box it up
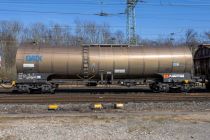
[114,69,126,74]
[23,64,34,68]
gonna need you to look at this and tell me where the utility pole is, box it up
[126,0,138,45]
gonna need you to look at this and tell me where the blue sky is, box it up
[0,0,209,40]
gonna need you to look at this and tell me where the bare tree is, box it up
[99,23,111,44]
[22,23,74,46]
[21,22,48,44]
[30,23,48,43]
[113,30,125,44]
[74,20,113,44]
[185,29,199,54]
[205,31,210,41]
[0,21,22,79]
[48,24,72,46]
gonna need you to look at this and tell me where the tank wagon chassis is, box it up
[14,72,199,93]
[14,73,57,93]
[13,44,202,93]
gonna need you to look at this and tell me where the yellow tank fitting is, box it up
[183,80,189,84]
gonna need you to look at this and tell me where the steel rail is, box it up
[0,93,209,104]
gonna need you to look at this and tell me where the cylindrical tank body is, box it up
[16,45,82,76]
[16,44,193,80]
[88,46,192,79]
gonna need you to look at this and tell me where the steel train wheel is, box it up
[205,83,210,91]
[149,83,160,93]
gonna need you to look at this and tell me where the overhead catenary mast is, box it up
[126,0,138,45]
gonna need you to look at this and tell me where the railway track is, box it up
[0,93,210,104]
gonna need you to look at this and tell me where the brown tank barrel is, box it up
[16,44,193,79]
[16,45,83,76]
[89,46,192,78]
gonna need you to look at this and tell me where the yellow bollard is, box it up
[92,103,103,109]
[48,104,59,110]
[12,81,16,86]
[114,103,124,109]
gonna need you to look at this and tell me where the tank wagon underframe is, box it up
[15,44,194,93]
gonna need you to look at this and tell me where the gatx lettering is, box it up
[25,55,42,62]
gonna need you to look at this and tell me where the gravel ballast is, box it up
[0,102,210,140]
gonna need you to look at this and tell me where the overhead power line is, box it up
[0,9,92,15]
[0,1,127,5]
[0,9,124,16]
[0,1,210,7]
[0,8,209,24]
[139,2,210,7]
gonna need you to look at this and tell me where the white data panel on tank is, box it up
[23,64,35,68]
[114,69,126,74]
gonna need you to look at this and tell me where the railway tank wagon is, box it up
[194,44,210,89]
[15,44,193,93]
